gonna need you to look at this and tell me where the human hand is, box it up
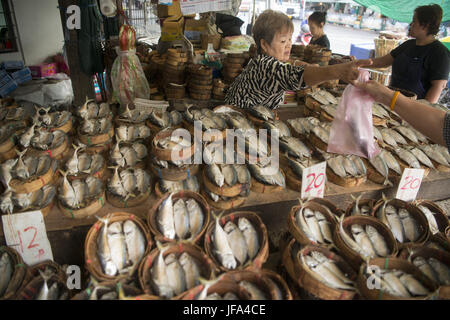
[351,79,395,105]
[338,59,373,83]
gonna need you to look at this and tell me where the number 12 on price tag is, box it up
[395,168,425,202]
[2,211,53,266]
[301,161,327,199]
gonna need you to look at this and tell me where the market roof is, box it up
[353,0,450,23]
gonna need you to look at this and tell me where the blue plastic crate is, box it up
[0,78,18,97]
[0,60,25,70]
[14,73,32,84]
[11,67,31,80]
[0,73,14,87]
[350,43,375,60]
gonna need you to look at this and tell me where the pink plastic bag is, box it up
[327,70,380,159]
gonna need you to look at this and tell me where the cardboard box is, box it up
[161,15,185,42]
[157,0,181,18]
[184,18,207,41]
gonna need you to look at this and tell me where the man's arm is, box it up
[425,80,448,103]
[369,54,394,69]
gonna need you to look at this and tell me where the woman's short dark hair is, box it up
[252,10,294,54]
[414,4,443,35]
[308,11,327,26]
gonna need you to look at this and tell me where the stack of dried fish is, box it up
[150,243,204,298]
[418,144,450,169]
[58,170,103,210]
[0,124,21,162]
[65,144,105,177]
[248,162,285,190]
[365,149,402,186]
[261,119,291,138]
[158,176,200,194]
[156,193,205,241]
[33,106,72,132]
[205,164,250,193]
[363,265,432,298]
[411,256,450,286]
[321,152,366,185]
[210,214,260,270]
[23,128,67,157]
[117,104,150,124]
[77,99,111,120]
[116,124,151,143]
[295,206,333,245]
[80,118,113,137]
[246,105,275,122]
[305,89,338,117]
[147,109,183,132]
[287,117,320,138]
[107,166,151,204]
[299,250,355,291]
[0,184,56,214]
[110,136,147,169]
[184,106,227,133]
[96,217,147,276]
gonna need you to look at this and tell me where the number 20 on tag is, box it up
[301,161,327,199]
[395,168,424,202]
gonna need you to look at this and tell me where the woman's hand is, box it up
[352,79,395,105]
[337,59,373,83]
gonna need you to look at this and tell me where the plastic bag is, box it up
[327,70,380,159]
[111,25,150,105]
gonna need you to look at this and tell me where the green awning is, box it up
[353,0,450,23]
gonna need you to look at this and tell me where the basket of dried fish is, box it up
[146,110,183,135]
[154,176,200,198]
[418,144,450,172]
[183,106,228,141]
[357,258,439,300]
[390,146,433,177]
[406,247,450,299]
[109,138,148,170]
[333,215,399,270]
[33,106,73,134]
[324,153,367,188]
[71,280,143,300]
[152,128,193,162]
[308,122,331,152]
[248,163,286,193]
[84,212,153,282]
[1,184,57,217]
[281,238,305,290]
[344,194,377,217]
[78,118,114,146]
[308,197,344,218]
[181,278,252,300]
[58,171,105,219]
[25,128,69,160]
[0,246,30,300]
[77,99,112,121]
[319,104,337,123]
[286,117,320,141]
[260,268,293,300]
[202,164,251,198]
[373,197,430,249]
[296,245,358,300]
[106,167,151,208]
[150,157,199,182]
[116,123,151,144]
[147,191,210,244]
[220,269,285,300]
[115,104,150,126]
[244,105,277,128]
[138,242,216,299]
[28,260,67,280]
[65,145,107,181]
[363,149,402,186]
[204,211,269,272]
[414,200,449,236]
[8,154,57,194]
[288,200,338,247]
[16,270,71,300]
[305,90,338,113]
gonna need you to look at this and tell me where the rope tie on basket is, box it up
[179,243,183,253]
[158,168,162,179]
[88,137,91,146]
[46,150,52,158]
[129,214,135,221]
[69,209,74,219]
[187,168,191,179]
[377,288,384,300]
[147,255,152,267]
[86,288,91,297]
[384,258,389,269]
[99,197,104,207]
[40,177,46,187]
[15,263,25,268]
[86,259,92,264]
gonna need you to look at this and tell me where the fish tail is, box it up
[211,210,225,221]
[58,169,69,178]
[16,148,27,158]
[156,241,169,255]
[38,269,52,283]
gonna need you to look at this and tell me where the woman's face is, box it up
[261,29,293,62]
[308,20,323,38]
[408,13,429,38]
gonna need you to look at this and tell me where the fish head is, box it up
[350,224,364,234]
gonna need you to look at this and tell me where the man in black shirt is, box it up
[369,4,450,103]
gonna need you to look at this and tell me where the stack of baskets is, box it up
[212,78,229,101]
[222,52,249,84]
[187,64,213,101]
[304,45,332,66]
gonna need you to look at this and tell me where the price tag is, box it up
[395,168,424,202]
[301,161,327,199]
[2,211,53,266]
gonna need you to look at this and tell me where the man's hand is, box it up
[352,79,395,106]
[338,59,373,83]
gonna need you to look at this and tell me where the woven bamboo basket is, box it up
[188,77,213,86]
[309,131,328,152]
[68,158,107,182]
[288,201,338,247]
[16,273,71,300]
[82,139,113,154]
[183,119,226,142]
[180,279,251,300]
[42,117,73,135]
[344,197,377,217]
[0,136,14,153]
[372,198,430,249]
[260,268,293,300]
[281,237,303,284]
[20,198,55,217]
[78,125,114,146]
[107,188,151,209]
[145,120,182,136]
[421,233,450,254]
[28,133,69,160]
[152,128,194,162]
[220,269,281,299]
[319,110,334,123]
[187,64,213,77]
[406,247,450,300]
[84,212,153,282]
[189,92,211,101]
[326,166,366,188]
[29,260,66,280]
[213,79,228,89]
[305,95,323,112]
[9,159,57,194]
[357,257,439,300]
[413,199,450,235]
[362,158,399,186]
[284,165,302,192]
[201,188,248,211]
[250,168,286,194]
[71,281,142,300]
[0,146,17,162]
[204,211,269,273]
[393,154,431,178]
[447,226,450,242]
[295,245,358,300]
[0,246,30,300]
[59,190,106,220]
[333,215,399,271]
[147,191,210,244]
[138,242,216,300]
[202,168,248,198]
[308,197,344,218]
[150,162,198,182]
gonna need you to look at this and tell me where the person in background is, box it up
[225,10,372,110]
[353,79,449,151]
[369,4,450,103]
[308,11,330,49]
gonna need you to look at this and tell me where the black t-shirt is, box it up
[310,34,330,49]
[390,39,450,92]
